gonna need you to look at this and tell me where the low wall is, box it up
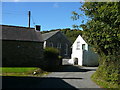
[83,50,99,66]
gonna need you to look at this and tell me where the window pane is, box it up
[65,44,68,55]
[82,44,85,50]
[76,42,80,50]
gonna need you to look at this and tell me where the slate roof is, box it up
[1,25,43,42]
[42,30,59,41]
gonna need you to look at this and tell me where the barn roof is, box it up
[1,25,43,42]
[42,30,59,41]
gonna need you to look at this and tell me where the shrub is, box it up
[43,47,61,71]
[92,55,120,88]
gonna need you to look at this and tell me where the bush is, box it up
[43,47,61,71]
[92,55,120,88]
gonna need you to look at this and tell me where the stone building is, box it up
[1,25,44,67]
[42,31,72,58]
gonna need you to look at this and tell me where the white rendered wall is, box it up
[69,35,98,66]
[69,35,88,66]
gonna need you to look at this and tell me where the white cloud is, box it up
[53,3,59,8]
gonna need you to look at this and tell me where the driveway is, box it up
[2,65,101,89]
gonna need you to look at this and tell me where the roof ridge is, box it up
[42,30,60,34]
[42,30,60,41]
[0,25,34,29]
[2,25,43,42]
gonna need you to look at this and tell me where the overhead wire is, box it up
[31,15,36,26]
[2,11,27,16]
[2,10,39,27]
[1,9,28,16]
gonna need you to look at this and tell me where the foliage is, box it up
[41,28,83,43]
[91,69,119,88]
[44,47,59,59]
[43,47,61,71]
[72,2,120,88]
[61,29,83,43]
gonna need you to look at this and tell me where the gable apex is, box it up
[72,35,87,46]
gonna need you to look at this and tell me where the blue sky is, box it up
[2,2,88,31]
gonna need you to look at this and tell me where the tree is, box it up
[60,28,83,43]
[41,28,83,43]
[72,2,120,87]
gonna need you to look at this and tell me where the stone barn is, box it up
[1,25,44,67]
[42,31,72,58]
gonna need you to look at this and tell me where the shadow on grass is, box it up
[2,76,79,89]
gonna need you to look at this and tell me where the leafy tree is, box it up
[60,28,83,43]
[72,2,120,87]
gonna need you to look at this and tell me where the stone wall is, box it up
[2,40,44,67]
[45,32,72,58]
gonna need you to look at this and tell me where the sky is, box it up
[1,2,88,31]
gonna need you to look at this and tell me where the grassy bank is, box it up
[91,71,119,88]
[0,67,48,77]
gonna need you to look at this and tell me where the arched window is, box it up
[57,43,61,49]
[65,44,68,55]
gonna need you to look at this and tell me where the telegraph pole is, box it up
[28,11,31,28]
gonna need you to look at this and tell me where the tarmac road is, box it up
[37,65,100,88]
[2,65,101,89]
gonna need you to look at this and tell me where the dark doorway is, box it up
[74,58,78,65]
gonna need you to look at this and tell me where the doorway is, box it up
[74,58,78,65]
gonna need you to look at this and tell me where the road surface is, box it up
[2,65,101,89]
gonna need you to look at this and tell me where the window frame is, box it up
[65,44,68,55]
[76,41,80,50]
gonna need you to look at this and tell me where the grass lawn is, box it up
[0,67,48,76]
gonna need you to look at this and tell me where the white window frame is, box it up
[76,41,80,50]
[43,41,46,49]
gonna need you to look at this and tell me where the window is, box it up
[57,43,61,49]
[17,45,20,48]
[82,44,86,51]
[49,42,53,47]
[43,41,46,48]
[88,45,90,51]
[65,44,68,55]
[76,42,80,50]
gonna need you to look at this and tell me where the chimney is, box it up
[35,25,41,32]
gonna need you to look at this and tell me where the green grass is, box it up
[0,67,49,76]
[1,67,37,73]
[91,72,119,88]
